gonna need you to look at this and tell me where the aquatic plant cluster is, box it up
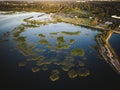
[10,22,90,81]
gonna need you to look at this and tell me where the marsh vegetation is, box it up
[0,1,120,85]
[8,21,94,81]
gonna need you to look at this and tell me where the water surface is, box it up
[0,12,120,90]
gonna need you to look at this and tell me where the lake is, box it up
[0,12,120,90]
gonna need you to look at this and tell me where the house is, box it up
[105,21,113,25]
[111,15,120,19]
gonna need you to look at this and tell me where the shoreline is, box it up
[22,12,120,34]
[1,11,118,34]
[95,31,120,74]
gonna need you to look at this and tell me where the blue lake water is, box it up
[0,12,120,89]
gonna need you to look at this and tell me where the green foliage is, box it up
[13,27,25,37]
[32,67,40,72]
[61,31,81,36]
[69,39,75,44]
[1,1,119,29]
[51,69,60,75]
[50,32,59,35]
[28,56,45,61]
[1,1,118,20]
[14,36,26,42]
[18,61,27,67]
[68,70,77,78]
[56,44,70,49]
[56,36,65,44]
[77,68,90,77]
[79,61,85,67]
[71,48,85,56]
[50,74,59,82]
[39,39,49,44]
[50,69,60,81]
[42,65,48,71]
[91,18,98,26]
[39,34,46,38]
[22,24,39,28]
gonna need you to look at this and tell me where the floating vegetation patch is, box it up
[56,36,65,44]
[2,32,10,38]
[36,60,44,66]
[12,26,25,37]
[77,68,90,77]
[27,56,45,61]
[39,34,46,38]
[17,44,35,56]
[61,57,75,72]
[50,69,60,81]
[50,35,55,38]
[62,65,71,72]
[14,37,26,42]
[68,70,78,78]
[71,48,85,56]
[32,67,40,72]
[22,24,39,28]
[47,45,56,51]
[53,61,61,65]
[51,69,60,75]
[24,19,47,25]
[34,48,41,52]
[42,65,48,71]
[0,40,8,43]
[12,25,36,56]
[39,39,49,44]
[0,32,10,43]
[79,61,85,67]
[50,73,60,82]
[56,44,70,49]
[18,61,27,67]
[61,31,81,36]
[50,32,59,35]
[69,39,75,44]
